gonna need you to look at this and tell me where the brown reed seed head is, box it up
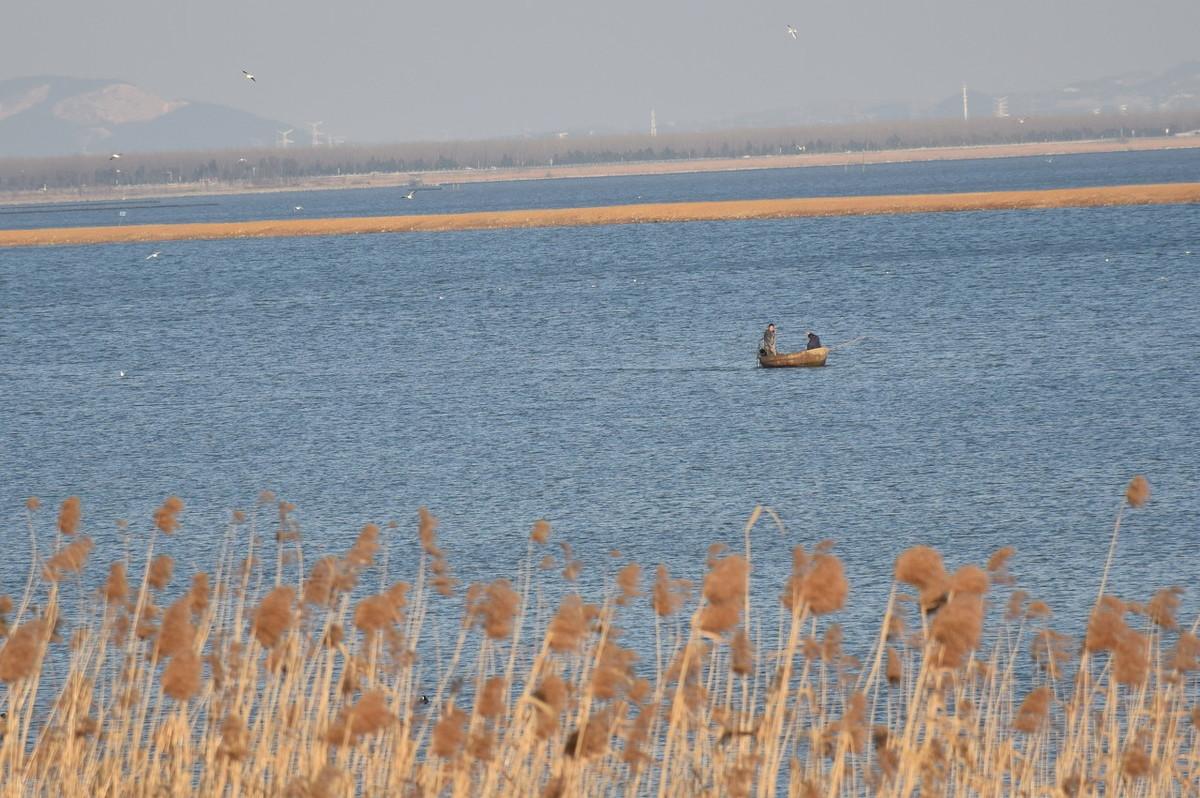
[326,689,395,745]
[252,586,296,648]
[700,554,748,634]
[1085,600,1129,653]
[1121,741,1151,779]
[877,647,901,690]
[353,594,400,635]
[431,706,468,758]
[57,496,82,535]
[304,556,337,606]
[0,619,46,683]
[158,597,196,659]
[218,714,249,760]
[189,573,210,614]
[478,676,506,718]
[346,523,380,568]
[152,495,184,533]
[1026,600,1052,619]
[592,641,638,699]
[46,536,95,578]
[930,592,984,669]
[418,507,439,555]
[1125,475,1150,508]
[309,766,349,798]
[26,496,41,512]
[1147,586,1183,630]
[616,563,641,606]
[1031,629,1075,677]
[473,579,520,640]
[103,562,130,605]
[949,565,989,596]
[801,553,849,615]
[1113,629,1149,686]
[1012,686,1052,733]
[986,546,1016,574]
[564,708,613,759]
[161,649,201,700]
[468,730,495,762]
[531,519,551,544]
[731,629,754,676]
[548,594,589,652]
[562,560,582,581]
[532,675,568,738]
[834,692,868,753]
[895,546,949,610]
[0,595,11,615]
[1170,632,1200,673]
[148,555,174,590]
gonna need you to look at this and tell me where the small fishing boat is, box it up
[758,347,828,368]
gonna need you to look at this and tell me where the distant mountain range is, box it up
[708,61,1200,129]
[3,63,1199,158]
[0,76,290,158]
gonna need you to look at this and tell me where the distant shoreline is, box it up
[4,182,1197,248]
[1,136,1198,208]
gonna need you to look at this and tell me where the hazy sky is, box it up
[4,0,1197,142]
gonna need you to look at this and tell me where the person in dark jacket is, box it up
[759,323,777,356]
[806,331,822,350]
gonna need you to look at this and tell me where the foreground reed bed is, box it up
[0,476,1194,796]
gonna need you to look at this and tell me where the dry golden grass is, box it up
[2,183,1199,248]
[0,476,1195,796]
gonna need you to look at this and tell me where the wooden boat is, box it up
[758,346,828,368]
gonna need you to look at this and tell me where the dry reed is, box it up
[0,478,1193,796]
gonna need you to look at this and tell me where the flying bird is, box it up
[110,153,121,160]
[786,25,798,40]
[242,70,256,82]
[294,205,303,211]
[145,251,161,260]
[402,190,416,200]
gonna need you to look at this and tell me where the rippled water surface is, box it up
[2,152,1198,648]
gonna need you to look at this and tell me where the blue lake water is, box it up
[1,147,1198,230]
[1,150,1199,652]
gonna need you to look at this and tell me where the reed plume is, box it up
[252,586,296,648]
[153,495,185,533]
[57,496,82,535]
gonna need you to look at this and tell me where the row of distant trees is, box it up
[1,111,1197,194]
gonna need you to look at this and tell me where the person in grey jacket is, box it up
[759,323,777,356]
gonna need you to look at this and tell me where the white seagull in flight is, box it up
[145,251,161,260]
[786,25,798,40]
[110,153,121,160]
[402,190,416,200]
[242,70,256,82]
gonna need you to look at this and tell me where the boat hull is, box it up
[758,347,828,368]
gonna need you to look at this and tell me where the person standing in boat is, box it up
[759,323,778,357]
[806,331,822,350]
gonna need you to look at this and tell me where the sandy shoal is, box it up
[2,182,1198,248]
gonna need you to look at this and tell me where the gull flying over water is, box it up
[109,153,121,160]
[402,190,416,200]
[242,70,256,82]
[786,25,798,40]
[145,251,161,260]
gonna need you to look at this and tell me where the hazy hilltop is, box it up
[0,76,289,157]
